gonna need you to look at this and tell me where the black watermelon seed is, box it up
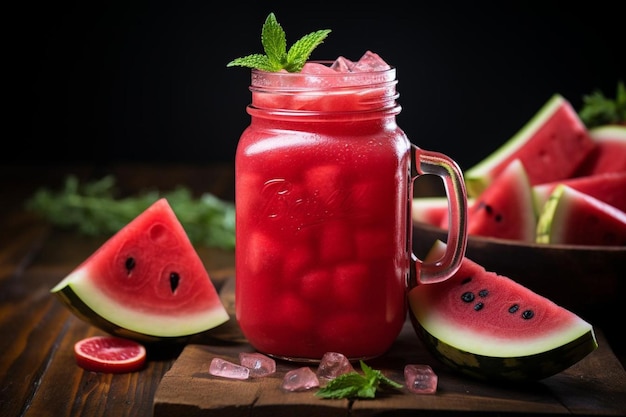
[474,302,484,311]
[461,292,475,302]
[461,277,472,285]
[521,310,535,320]
[509,304,519,313]
[170,272,180,293]
[125,257,136,274]
[478,289,489,297]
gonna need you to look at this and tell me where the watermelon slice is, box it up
[466,159,537,242]
[533,171,626,213]
[51,198,230,343]
[573,124,626,176]
[536,185,626,246]
[408,240,597,382]
[464,94,596,197]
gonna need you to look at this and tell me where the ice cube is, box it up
[239,352,276,378]
[316,352,355,381]
[281,367,320,391]
[209,357,250,380]
[301,62,338,75]
[330,56,355,72]
[352,51,391,72]
[404,364,437,394]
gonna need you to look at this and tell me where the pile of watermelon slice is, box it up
[413,94,626,246]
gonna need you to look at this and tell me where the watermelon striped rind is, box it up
[412,320,597,382]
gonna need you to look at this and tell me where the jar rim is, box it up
[250,61,396,90]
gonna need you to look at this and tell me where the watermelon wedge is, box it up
[533,171,626,213]
[51,198,230,343]
[467,159,536,242]
[464,94,596,197]
[573,124,626,176]
[408,240,597,382]
[536,185,626,246]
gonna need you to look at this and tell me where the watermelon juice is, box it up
[235,52,468,361]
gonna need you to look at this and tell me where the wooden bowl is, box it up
[412,221,626,330]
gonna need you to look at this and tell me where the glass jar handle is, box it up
[409,144,468,287]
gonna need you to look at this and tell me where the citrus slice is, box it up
[74,336,146,373]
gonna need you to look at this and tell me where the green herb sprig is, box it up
[227,12,331,72]
[316,360,403,400]
[25,175,236,250]
[578,81,625,128]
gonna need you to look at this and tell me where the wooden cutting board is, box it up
[153,319,626,416]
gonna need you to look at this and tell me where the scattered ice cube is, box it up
[404,364,437,394]
[316,352,355,381]
[209,357,250,380]
[352,51,391,72]
[239,352,276,378]
[281,367,320,391]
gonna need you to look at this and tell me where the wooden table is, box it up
[1,163,625,417]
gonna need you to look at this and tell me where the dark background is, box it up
[8,1,625,171]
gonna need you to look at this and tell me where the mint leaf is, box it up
[227,12,331,73]
[361,361,403,389]
[316,373,369,399]
[261,12,287,70]
[315,360,403,400]
[284,29,332,72]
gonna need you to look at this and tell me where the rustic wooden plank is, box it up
[154,322,626,416]
[24,316,176,417]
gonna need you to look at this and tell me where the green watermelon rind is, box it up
[589,124,626,141]
[411,316,598,382]
[52,267,230,341]
[51,269,229,341]
[465,94,565,197]
[55,283,190,343]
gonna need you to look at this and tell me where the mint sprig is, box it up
[227,12,331,73]
[578,81,626,128]
[25,175,236,250]
[315,360,403,399]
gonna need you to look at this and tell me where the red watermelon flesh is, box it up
[533,172,626,213]
[51,198,229,341]
[536,185,626,246]
[409,240,597,381]
[464,94,596,197]
[466,159,536,242]
[573,125,626,176]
